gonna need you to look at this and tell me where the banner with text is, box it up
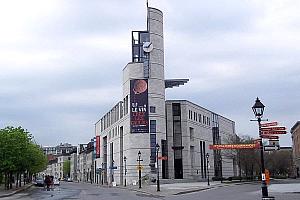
[209,143,260,150]
[130,79,149,133]
[96,136,100,158]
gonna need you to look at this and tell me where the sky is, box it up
[1,0,299,147]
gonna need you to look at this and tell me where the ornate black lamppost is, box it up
[137,151,143,188]
[156,143,160,191]
[101,162,104,185]
[206,153,210,186]
[252,97,270,199]
[124,156,127,187]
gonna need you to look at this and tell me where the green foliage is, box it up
[63,160,71,178]
[0,126,47,175]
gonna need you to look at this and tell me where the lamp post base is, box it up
[262,197,275,200]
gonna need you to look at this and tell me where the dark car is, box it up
[34,178,44,187]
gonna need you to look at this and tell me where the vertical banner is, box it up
[130,79,149,133]
[96,135,100,158]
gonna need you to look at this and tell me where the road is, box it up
[2,180,300,200]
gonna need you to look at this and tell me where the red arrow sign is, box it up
[158,156,168,160]
[261,127,286,131]
[262,130,287,135]
[261,122,278,127]
[261,135,279,139]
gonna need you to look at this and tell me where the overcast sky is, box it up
[1,0,299,147]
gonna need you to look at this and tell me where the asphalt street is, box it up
[1,181,300,200]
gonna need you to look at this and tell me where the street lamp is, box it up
[124,156,127,187]
[156,143,160,191]
[206,153,210,186]
[111,160,115,184]
[101,162,104,185]
[252,97,269,199]
[137,151,143,188]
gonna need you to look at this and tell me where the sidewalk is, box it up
[0,183,33,198]
[112,181,224,197]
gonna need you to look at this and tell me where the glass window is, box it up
[190,127,194,141]
[150,106,156,113]
[150,120,156,133]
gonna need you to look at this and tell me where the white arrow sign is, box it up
[264,145,280,151]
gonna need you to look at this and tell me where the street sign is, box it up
[261,130,287,135]
[261,126,286,131]
[264,145,280,151]
[261,122,278,127]
[158,156,168,160]
[261,135,279,139]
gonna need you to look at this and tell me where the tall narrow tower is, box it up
[122,6,166,182]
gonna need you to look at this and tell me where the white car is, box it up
[53,179,60,186]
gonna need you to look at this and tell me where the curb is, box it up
[0,184,33,198]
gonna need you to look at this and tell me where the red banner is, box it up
[96,136,100,158]
[209,143,260,150]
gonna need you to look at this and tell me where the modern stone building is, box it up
[94,6,237,186]
[291,121,300,177]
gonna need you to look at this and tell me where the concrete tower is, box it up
[122,6,166,183]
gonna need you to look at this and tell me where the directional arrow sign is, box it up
[261,127,286,131]
[261,130,287,135]
[261,122,278,127]
[261,135,279,139]
[264,145,280,151]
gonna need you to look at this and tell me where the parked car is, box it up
[53,179,60,186]
[34,178,45,187]
[67,178,72,182]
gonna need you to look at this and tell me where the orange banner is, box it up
[209,143,260,150]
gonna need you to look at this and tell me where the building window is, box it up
[198,114,201,123]
[189,110,192,119]
[150,120,156,133]
[203,115,206,124]
[150,106,156,113]
[190,127,194,141]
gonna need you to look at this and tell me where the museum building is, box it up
[94,6,237,185]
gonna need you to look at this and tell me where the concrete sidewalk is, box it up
[114,181,225,196]
[0,183,33,198]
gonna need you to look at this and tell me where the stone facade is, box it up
[291,121,300,177]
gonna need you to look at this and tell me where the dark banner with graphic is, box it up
[130,79,149,133]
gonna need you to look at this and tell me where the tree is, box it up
[63,160,71,178]
[222,134,260,178]
[265,150,293,177]
[0,126,47,190]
